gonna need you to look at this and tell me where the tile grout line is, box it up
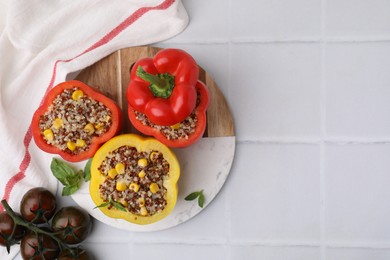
[320,0,327,259]
[236,139,390,145]
[231,36,390,44]
[109,238,390,249]
[165,36,390,45]
[87,237,390,249]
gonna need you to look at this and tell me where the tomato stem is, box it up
[1,199,69,251]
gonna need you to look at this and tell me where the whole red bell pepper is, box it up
[128,80,210,148]
[126,48,199,126]
[32,80,122,162]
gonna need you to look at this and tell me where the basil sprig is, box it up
[185,190,205,208]
[50,158,91,196]
[95,197,127,212]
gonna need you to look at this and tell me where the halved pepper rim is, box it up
[90,134,180,225]
[31,80,122,162]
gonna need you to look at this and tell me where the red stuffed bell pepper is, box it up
[126,48,199,126]
[32,80,122,162]
[128,80,209,148]
[126,49,210,148]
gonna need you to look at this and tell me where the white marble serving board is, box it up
[71,136,235,232]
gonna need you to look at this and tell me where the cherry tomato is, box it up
[20,231,59,260]
[20,187,57,224]
[58,247,94,260]
[0,212,25,252]
[51,206,91,244]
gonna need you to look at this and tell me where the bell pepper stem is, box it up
[136,66,166,88]
[136,66,175,98]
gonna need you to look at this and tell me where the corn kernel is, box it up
[43,129,54,141]
[76,139,86,147]
[140,206,148,216]
[138,170,146,178]
[108,169,118,179]
[115,163,125,174]
[72,89,84,101]
[104,115,111,122]
[138,197,145,207]
[149,183,160,194]
[53,118,64,129]
[129,182,140,192]
[170,123,181,130]
[84,123,95,135]
[149,151,160,162]
[94,123,104,131]
[66,141,77,151]
[138,158,148,167]
[116,181,127,191]
[120,199,128,207]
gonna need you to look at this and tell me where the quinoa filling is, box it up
[98,145,169,216]
[38,88,112,154]
[134,92,201,140]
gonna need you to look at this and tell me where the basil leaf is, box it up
[94,197,126,212]
[62,183,80,196]
[111,200,127,212]
[185,190,206,208]
[69,170,82,183]
[50,158,83,196]
[50,158,78,186]
[198,191,205,208]
[184,192,199,201]
[84,159,92,182]
[94,201,111,209]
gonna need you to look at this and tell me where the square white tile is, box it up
[132,243,228,260]
[326,0,390,37]
[86,220,132,243]
[154,43,230,97]
[82,243,131,260]
[231,245,321,260]
[176,0,229,42]
[228,143,321,241]
[231,0,321,39]
[326,247,390,260]
[325,42,390,138]
[230,43,322,140]
[325,144,390,242]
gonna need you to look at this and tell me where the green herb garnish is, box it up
[185,190,205,208]
[83,158,92,182]
[50,158,91,196]
[50,158,83,196]
[95,197,127,212]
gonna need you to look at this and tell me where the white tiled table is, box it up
[12,0,390,259]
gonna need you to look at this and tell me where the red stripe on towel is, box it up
[0,0,176,211]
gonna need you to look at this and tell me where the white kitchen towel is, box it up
[0,0,188,258]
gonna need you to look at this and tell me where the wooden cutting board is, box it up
[75,46,235,138]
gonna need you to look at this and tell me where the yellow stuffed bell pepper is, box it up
[90,134,180,225]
